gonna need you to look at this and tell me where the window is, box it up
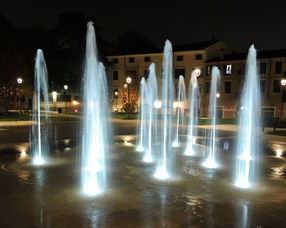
[260,80,266,93]
[128,57,135,63]
[260,63,266,74]
[224,81,231,93]
[224,64,232,75]
[113,89,119,98]
[174,68,185,79]
[144,56,150,62]
[195,54,202,60]
[275,62,282,74]
[205,82,210,94]
[112,58,118,63]
[176,55,183,61]
[113,71,118,80]
[126,70,137,77]
[273,80,281,93]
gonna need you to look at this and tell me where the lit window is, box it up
[225,65,232,75]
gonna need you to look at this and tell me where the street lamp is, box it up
[114,90,119,111]
[216,93,220,98]
[52,91,57,112]
[125,77,132,118]
[17,77,23,115]
[63,85,68,113]
[281,79,286,116]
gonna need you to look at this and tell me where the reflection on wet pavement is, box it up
[0,136,285,227]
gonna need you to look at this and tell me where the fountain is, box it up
[184,70,200,156]
[202,66,220,168]
[81,22,110,196]
[154,40,175,180]
[31,49,51,166]
[172,75,186,148]
[136,78,148,152]
[234,45,261,189]
[143,63,158,163]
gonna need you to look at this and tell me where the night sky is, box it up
[1,0,286,52]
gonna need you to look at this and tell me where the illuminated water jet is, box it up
[31,49,50,166]
[81,22,110,196]
[234,45,261,189]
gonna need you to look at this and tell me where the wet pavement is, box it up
[0,122,285,227]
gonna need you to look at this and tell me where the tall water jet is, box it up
[154,40,174,180]
[31,49,50,166]
[143,63,158,163]
[202,67,220,169]
[81,22,110,196]
[172,75,186,148]
[136,78,148,152]
[185,71,200,156]
[234,45,261,189]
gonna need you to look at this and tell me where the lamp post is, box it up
[52,91,57,112]
[63,84,68,113]
[114,90,119,111]
[17,77,23,115]
[281,79,286,117]
[126,77,132,118]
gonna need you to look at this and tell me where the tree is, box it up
[121,85,137,113]
[0,81,23,114]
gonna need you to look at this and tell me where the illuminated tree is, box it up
[121,85,137,113]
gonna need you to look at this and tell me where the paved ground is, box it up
[0,120,285,227]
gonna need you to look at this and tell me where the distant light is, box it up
[281,79,286,86]
[194,68,201,77]
[124,84,128,88]
[154,100,162,109]
[114,91,118,96]
[72,100,79,105]
[17,77,23,84]
[126,77,132,84]
[64,85,68,90]
[74,109,78,113]
[240,106,244,110]
[52,91,57,102]
[216,93,220,98]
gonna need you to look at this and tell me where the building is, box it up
[106,40,225,112]
[106,41,286,118]
[206,49,286,118]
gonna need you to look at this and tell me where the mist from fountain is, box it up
[136,78,148,153]
[184,71,200,156]
[202,66,220,169]
[143,63,158,163]
[234,45,261,189]
[31,49,51,166]
[172,75,186,148]
[81,22,110,196]
[154,40,174,180]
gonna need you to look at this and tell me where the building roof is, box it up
[207,49,286,62]
[172,40,222,52]
[108,40,222,56]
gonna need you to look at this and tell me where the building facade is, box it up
[106,41,286,118]
[106,40,225,113]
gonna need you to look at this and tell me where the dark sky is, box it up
[1,0,286,52]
